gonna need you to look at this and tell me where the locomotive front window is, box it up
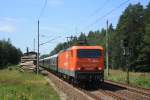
[77,49,101,58]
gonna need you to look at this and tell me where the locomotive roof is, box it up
[39,46,104,61]
[58,45,103,53]
[70,46,104,50]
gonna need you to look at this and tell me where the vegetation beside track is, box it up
[105,69,150,89]
[0,65,60,100]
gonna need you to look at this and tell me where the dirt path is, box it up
[45,77,68,100]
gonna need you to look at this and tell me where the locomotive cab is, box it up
[75,46,104,84]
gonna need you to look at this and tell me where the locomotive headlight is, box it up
[77,67,81,70]
[98,67,102,70]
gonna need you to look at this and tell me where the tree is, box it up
[0,39,22,68]
[111,3,144,69]
[136,2,150,71]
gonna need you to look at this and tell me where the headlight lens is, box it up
[77,67,81,70]
[98,67,102,70]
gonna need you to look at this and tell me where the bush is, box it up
[8,67,13,71]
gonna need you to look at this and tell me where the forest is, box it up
[49,2,150,72]
[0,39,22,69]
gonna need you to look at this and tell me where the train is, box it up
[39,45,104,86]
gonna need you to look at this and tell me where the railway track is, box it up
[81,88,124,100]
[100,80,150,100]
[81,80,150,100]
[105,80,150,96]
[41,68,150,100]
[41,69,116,100]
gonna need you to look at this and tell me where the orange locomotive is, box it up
[40,45,104,85]
[58,46,104,84]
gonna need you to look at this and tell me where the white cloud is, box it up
[0,17,28,33]
[0,17,19,33]
[0,24,16,33]
[4,17,27,23]
[4,17,18,22]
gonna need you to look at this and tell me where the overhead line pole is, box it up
[36,0,47,75]
[34,38,35,52]
[37,20,39,75]
[106,20,109,76]
[81,0,130,32]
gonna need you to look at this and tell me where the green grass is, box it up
[0,66,60,100]
[105,69,150,89]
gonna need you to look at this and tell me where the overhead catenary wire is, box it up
[75,0,110,35]
[38,0,48,20]
[80,0,130,32]
[50,0,131,48]
[40,0,131,48]
[40,36,62,46]
[88,0,110,18]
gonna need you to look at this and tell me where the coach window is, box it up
[54,59,56,65]
[49,60,51,64]
[53,59,54,65]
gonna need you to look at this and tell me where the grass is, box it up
[105,69,150,89]
[0,66,60,100]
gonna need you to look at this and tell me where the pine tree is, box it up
[143,2,150,60]
[111,3,144,69]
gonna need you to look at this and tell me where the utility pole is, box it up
[106,20,109,76]
[37,20,39,75]
[26,47,29,54]
[126,53,129,84]
[33,38,35,52]
[121,39,129,84]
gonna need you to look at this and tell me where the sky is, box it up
[0,0,149,55]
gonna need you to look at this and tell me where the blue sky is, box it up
[0,0,149,55]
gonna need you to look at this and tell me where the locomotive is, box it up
[40,46,104,85]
